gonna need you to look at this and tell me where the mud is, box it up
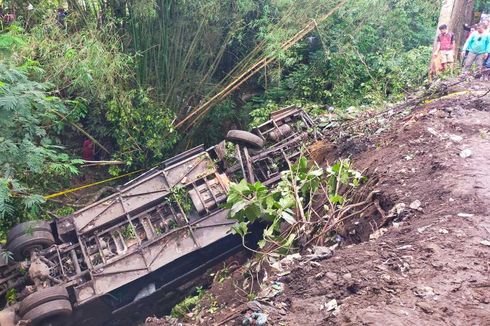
[145,80,490,326]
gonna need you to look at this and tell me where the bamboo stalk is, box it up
[176,0,348,130]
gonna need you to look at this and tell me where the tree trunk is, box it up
[435,0,474,55]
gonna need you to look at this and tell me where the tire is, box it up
[22,299,72,325]
[225,130,264,149]
[19,287,69,318]
[7,221,52,244]
[8,230,55,261]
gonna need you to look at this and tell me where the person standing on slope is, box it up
[434,24,456,74]
[462,23,490,75]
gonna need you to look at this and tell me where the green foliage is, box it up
[225,157,365,253]
[121,224,137,240]
[169,185,192,214]
[246,0,439,113]
[171,288,204,318]
[5,288,16,305]
[5,20,178,168]
[0,25,26,57]
[106,89,178,167]
[54,206,75,217]
[0,64,81,237]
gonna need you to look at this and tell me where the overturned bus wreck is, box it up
[0,107,321,325]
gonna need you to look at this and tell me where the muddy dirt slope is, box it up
[146,80,490,326]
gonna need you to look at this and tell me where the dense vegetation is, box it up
[0,0,442,236]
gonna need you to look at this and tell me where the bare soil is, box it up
[145,80,490,326]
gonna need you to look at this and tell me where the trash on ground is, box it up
[242,312,268,326]
[258,281,284,300]
[306,245,336,261]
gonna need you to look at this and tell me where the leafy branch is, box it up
[225,155,369,256]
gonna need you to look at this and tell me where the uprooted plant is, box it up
[225,155,377,257]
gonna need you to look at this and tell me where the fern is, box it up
[0,65,81,235]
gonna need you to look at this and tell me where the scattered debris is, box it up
[306,245,337,261]
[438,229,449,234]
[246,301,263,312]
[242,312,268,326]
[388,203,406,216]
[271,253,302,272]
[258,282,284,300]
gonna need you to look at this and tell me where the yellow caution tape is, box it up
[44,169,144,200]
[424,90,486,104]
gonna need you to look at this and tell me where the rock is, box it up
[417,225,432,233]
[324,299,338,312]
[449,134,463,143]
[480,240,490,247]
[397,245,413,251]
[416,301,434,314]
[427,127,440,137]
[326,272,337,281]
[381,274,391,281]
[342,273,352,280]
[457,213,474,218]
[246,301,263,312]
[459,149,472,158]
[409,200,422,210]
[438,228,449,234]
[414,286,435,298]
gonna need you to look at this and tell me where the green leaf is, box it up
[283,233,296,248]
[230,200,248,217]
[281,211,297,225]
[231,222,249,237]
[329,194,344,205]
[231,179,249,195]
[257,240,266,249]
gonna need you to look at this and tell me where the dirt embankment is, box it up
[146,80,490,326]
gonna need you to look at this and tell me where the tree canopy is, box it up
[0,0,444,235]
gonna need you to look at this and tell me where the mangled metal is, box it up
[0,107,319,325]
